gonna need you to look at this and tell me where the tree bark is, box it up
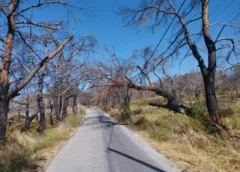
[61,97,69,119]
[0,85,9,143]
[149,94,185,113]
[18,109,21,121]
[37,73,46,132]
[229,90,234,101]
[54,94,62,121]
[0,2,73,142]
[24,110,39,130]
[23,99,30,130]
[0,1,15,143]
[203,73,222,126]
[72,95,77,115]
[235,87,240,98]
[49,102,54,125]
[110,80,186,113]
[195,86,202,101]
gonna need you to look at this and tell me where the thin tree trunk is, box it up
[0,85,9,143]
[54,94,62,121]
[24,97,30,130]
[18,109,21,121]
[25,110,39,130]
[195,86,202,101]
[229,90,234,101]
[235,87,240,98]
[36,114,39,121]
[49,102,54,125]
[37,73,46,132]
[61,97,69,119]
[72,95,77,115]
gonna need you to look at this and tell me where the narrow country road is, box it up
[46,109,180,172]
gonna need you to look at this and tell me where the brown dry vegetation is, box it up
[108,98,240,172]
[0,107,85,172]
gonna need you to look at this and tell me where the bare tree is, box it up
[118,0,240,129]
[47,35,95,120]
[89,47,187,113]
[0,0,80,143]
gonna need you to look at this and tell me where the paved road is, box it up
[46,109,180,172]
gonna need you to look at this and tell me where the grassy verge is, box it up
[107,98,240,172]
[0,107,85,172]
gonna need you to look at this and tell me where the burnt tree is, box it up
[119,0,239,128]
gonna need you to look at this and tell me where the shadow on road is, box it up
[83,115,126,130]
[107,148,166,172]
[84,111,166,172]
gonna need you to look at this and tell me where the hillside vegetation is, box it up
[107,97,240,172]
[0,108,85,172]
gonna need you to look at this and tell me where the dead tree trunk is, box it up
[235,87,240,98]
[149,91,185,113]
[54,94,62,121]
[37,72,46,132]
[195,85,202,101]
[25,101,29,125]
[0,33,73,142]
[0,2,15,143]
[0,84,9,143]
[24,110,39,130]
[49,101,54,125]
[203,73,222,125]
[72,95,77,115]
[111,80,185,113]
[61,96,70,119]
[18,109,21,121]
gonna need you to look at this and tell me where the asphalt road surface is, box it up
[46,109,180,172]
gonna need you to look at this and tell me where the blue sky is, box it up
[33,0,240,75]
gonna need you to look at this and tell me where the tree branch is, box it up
[15,1,69,15]
[136,65,152,86]
[8,35,74,99]
[15,21,62,30]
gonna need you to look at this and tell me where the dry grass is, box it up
[0,107,85,172]
[108,98,240,172]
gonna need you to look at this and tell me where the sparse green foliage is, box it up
[150,128,172,142]
[219,108,234,117]
[134,117,153,130]
[0,143,30,172]
[186,105,206,118]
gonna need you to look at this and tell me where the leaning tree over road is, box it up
[89,47,187,113]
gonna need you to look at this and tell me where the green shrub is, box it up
[118,110,132,124]
[134,117,153,130]
[67,117,80,128]
[0,144,31,172]
[131,98,155,106]
[186,105,206,118]
[219,108,234,117]
[150,128,172,141]
[132,108,145,115]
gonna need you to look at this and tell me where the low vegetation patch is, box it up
[0,108,85,172]
[108,98,240,172]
